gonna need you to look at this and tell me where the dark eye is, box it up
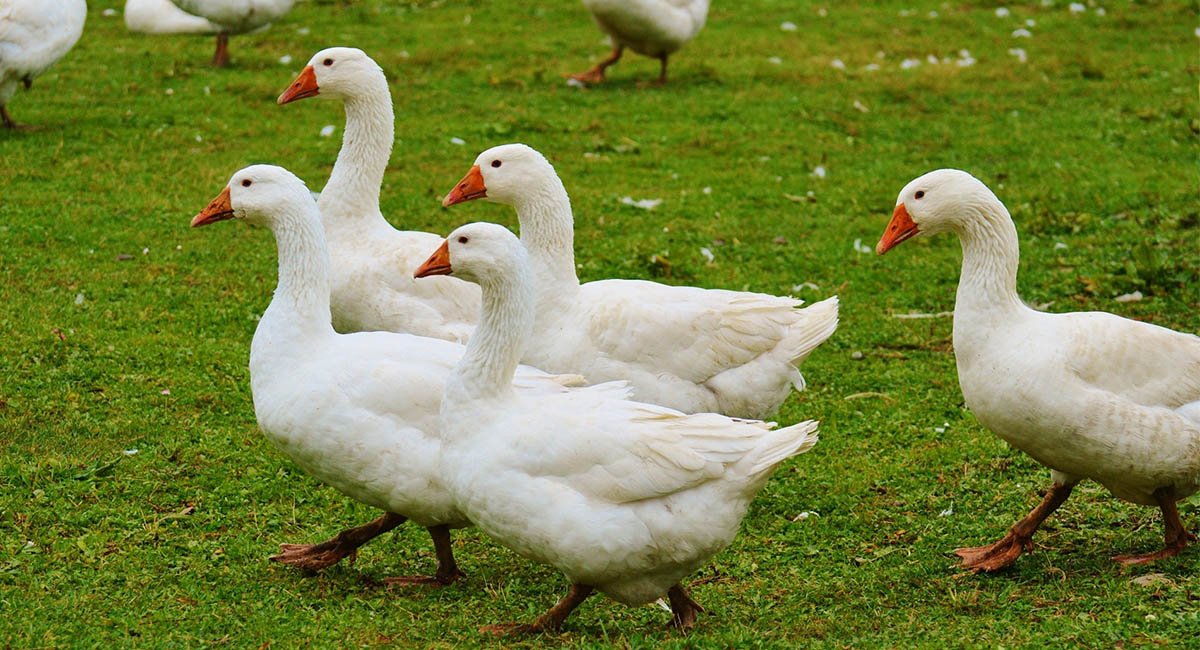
[457,236,469,244]
[323,58,334,66]
[914,190,925,199]
[490,160,502,168]
[241,179,252,187]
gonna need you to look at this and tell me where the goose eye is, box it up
[323,58,334,66]
[241,179,252,187]
[457,236,469,244]
[914,190,925,199]
[490,160,502,168]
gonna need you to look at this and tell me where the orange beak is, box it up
[414,240,453,278]
[191,186,235,227]
[277,65,319,105]
[876,203,919,255]
[442,165,487,207]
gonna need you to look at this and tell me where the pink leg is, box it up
[955,483,1075,572]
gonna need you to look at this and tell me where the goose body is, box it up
[444,144,838,419]
[166,0,294,66]
[278,48,479,342]
[190,165,581,582]
[877,168,1199,570]
[0,0,86,128]
[414,222,819,632]
[124,0,220,34]
[572,0,710,84]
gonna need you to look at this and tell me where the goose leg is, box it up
[955,482,1075,572]
[271,512,406,570]
[1114,486,1195,566]
[1,105,16,129]
[655,54,670,85]
[382,524,467,587]
[667,583,705,631]
[481,584,594,635]
[212,33,230,67]
[569,47,623,84]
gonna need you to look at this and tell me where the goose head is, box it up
[876,169,998,254]
[414,222,527,286]
[442,143,559,208]
[191,164,312,229]
[278,47,383,105]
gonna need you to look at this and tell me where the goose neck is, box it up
[318,84,394,222]
[953,201,1024,317]
[451,267,535,401]
[514,181,579,288]
[263,206,335,337]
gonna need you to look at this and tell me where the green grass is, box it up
[1,0,1197,647]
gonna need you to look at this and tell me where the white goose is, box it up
[414,222,819,633]
[570,0,710,85]
[278,47,479,342]
[0,0,86,129]
[877,169,1199,571]
[166,0,294,66]
[190,165,583,584]
[124,0,220,35]
[444,144,838,419]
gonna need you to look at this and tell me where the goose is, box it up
[570,0,709,85]
[443,143,838,419]
[877,169,1199,571]
[278,47,479,342]
[166,0,294,66]
[413,221,819,633]
[0,0,86,129]
[190,164,584,584]
[124,0,220,35]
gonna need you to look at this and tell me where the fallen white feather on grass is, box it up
[852,238,872,254]
[1114,290,1143,303]
[893,311,954,319]
[620,196,662,210]
[320,125,335,137]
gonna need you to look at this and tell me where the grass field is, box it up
[1,0,1197,647]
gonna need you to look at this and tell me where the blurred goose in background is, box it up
[124,0,220,35]
[877,169,1199,571]
[570,0,709,85]
[167,0,294,66]
[190,165,584,584]
[414,222,819,633]
[444,144,838,419]
[279,47,479,342]
[0,0,86,129]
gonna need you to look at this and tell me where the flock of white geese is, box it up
[4,0,1197,636]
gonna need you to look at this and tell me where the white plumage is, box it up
[414,222,818,632]
[878,168,1199,570]
[165,0,294,65]
[0,0,86,128]
[189,165,583,583]
[571,0,710,84]
[443,144,838,419]
[278,48,479,342]
[124,0,220,35]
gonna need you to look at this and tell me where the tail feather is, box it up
[781,296,839,389]
[743,420,819,476]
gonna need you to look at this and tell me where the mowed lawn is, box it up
[1,0,1196,647]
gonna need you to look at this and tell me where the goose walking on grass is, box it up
[877,169,1200,571]
[167,0,294,66]
[414,222,819,634]
[570,0,709,85]
[0,0,86,129]
[190,165,584,584]
[444,144,838,419]
[279,47,479,342]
